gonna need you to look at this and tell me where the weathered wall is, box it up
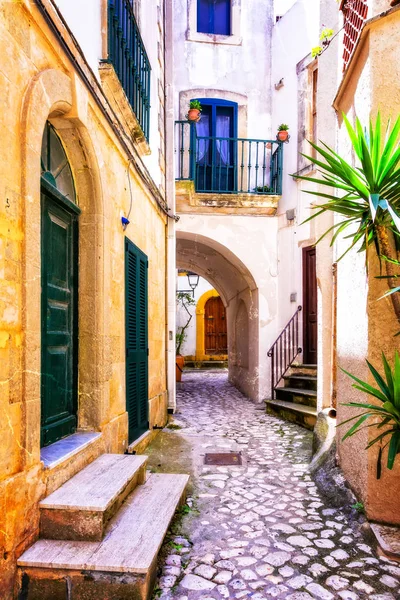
[176,275,214,357]
[176,215,278,401]
[0,0,169,594]
[334,9,400,524]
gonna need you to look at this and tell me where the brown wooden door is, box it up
[303,247,318,364]
[205,296,227,354]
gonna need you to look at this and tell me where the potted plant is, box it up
[176,291,195,382]
[187,100,202,123]
[254,185,272,194]
[277,124,289,142]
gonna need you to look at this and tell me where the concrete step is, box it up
[266,399,317,430]
[18,473,189,600]
[283,374,317,391]
[288,363,317,377]
[39,454,148,541]
[275,386,317,408]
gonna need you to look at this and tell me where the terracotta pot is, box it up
[277,130,289,142]
[187,108,201,122]
[176,355,185,382]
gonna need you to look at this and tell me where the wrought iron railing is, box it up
[267,306,302,400]
[175,121,283,195]
[108,0,151,140]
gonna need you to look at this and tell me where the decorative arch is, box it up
[195,289,228,360]
[20,69,105,463]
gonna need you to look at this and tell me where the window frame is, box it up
[197,0,231,36]
[187,0,242,46]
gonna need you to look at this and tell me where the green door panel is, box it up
[41,183,78,447]
[125,238,149,443]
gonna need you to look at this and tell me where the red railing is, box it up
[340,0,368,71]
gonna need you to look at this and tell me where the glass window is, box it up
[197,0,231,35]
[41,122,76,202]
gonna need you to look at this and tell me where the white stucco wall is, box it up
[54,0,165,189]
[173,0,274,138]
[53,0,102,76]
[271,0,320,332]
[176,275,213,356]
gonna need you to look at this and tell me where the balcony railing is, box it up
[108,0,151,140]
[175,121,283,195]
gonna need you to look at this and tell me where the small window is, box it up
[197,0,231,35]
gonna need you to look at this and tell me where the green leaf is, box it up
[382,352,395,399]
[377,445,383,479]
[342,414,372,440]
[387,430,400,469]
[341,367,388,403]
[366,428,397,449]
[365,359,390,398]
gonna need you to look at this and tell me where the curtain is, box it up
[216,114,230,165]
[196,114,210,164]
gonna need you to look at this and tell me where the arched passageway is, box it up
[176,231,262,400]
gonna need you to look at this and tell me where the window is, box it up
[197,0,231,35]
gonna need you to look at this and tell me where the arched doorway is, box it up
[204,296,227,354]
[40,122,79,447]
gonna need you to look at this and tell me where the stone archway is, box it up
[20,69,105,461]
[176,231,260,400]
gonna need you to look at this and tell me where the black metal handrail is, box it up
[108,0,151,141]
[267,306,302,399]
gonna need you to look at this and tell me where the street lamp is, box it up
[187,272,199,296]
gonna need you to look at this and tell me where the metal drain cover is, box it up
[204,452,242,466]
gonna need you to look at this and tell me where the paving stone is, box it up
[264,551,291,566]
[180,574,217,591]
[287,574,313,589]
[193,564,216,579]
[325,575,350,590]
[306,582,334,599]
[337,592,359,600]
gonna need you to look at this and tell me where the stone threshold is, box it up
[370,522,400,562]
[40,432,102,470]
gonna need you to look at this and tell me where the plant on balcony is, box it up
[293,113,400,325]
[338,352,400,478]
[187,100,202,123]
[311,26,335,58]
[254,185,272,194]
[277,124,289,142]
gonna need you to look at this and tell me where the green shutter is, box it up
[125,238,149,443]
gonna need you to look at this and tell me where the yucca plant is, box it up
[293,113,400,324]
[339,352,400,478]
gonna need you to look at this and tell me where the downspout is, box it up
[164,0,177,412]
[330,262,338,413]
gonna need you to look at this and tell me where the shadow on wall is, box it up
[235,300,249,368]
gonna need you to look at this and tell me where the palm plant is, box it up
[293,113,400,324]
[339,352,400,478]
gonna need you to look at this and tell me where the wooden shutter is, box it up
[125,238,149,443]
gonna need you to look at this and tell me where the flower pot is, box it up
[187,108,201,122]
[277,130,289,142]
[176,355,185,382]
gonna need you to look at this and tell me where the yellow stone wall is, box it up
[0,1,169,595]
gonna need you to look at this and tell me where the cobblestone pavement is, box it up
[152,371,400,600]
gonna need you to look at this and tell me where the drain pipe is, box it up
[165,0,177,413]
[330,262,338,416]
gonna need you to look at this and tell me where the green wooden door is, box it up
[41,179,79,447]
[125,238,149,443]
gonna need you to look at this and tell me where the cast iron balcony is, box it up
[175,121,283,196]
[108,0,151,141]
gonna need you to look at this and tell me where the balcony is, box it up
[100,0,151,148]
[175,121,283,215]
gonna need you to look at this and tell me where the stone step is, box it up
[275,386,317,408]
[18,473,189,600]
[288,363,318,377]
[283,374,318,391]
[265,399,317,431]
[39,453,148,541]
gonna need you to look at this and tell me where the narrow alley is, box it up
[149,372,400,600]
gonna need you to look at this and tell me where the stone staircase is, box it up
[265,363,317,430]
[17,453,189,600]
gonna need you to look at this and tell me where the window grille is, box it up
[340,0,368,71]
